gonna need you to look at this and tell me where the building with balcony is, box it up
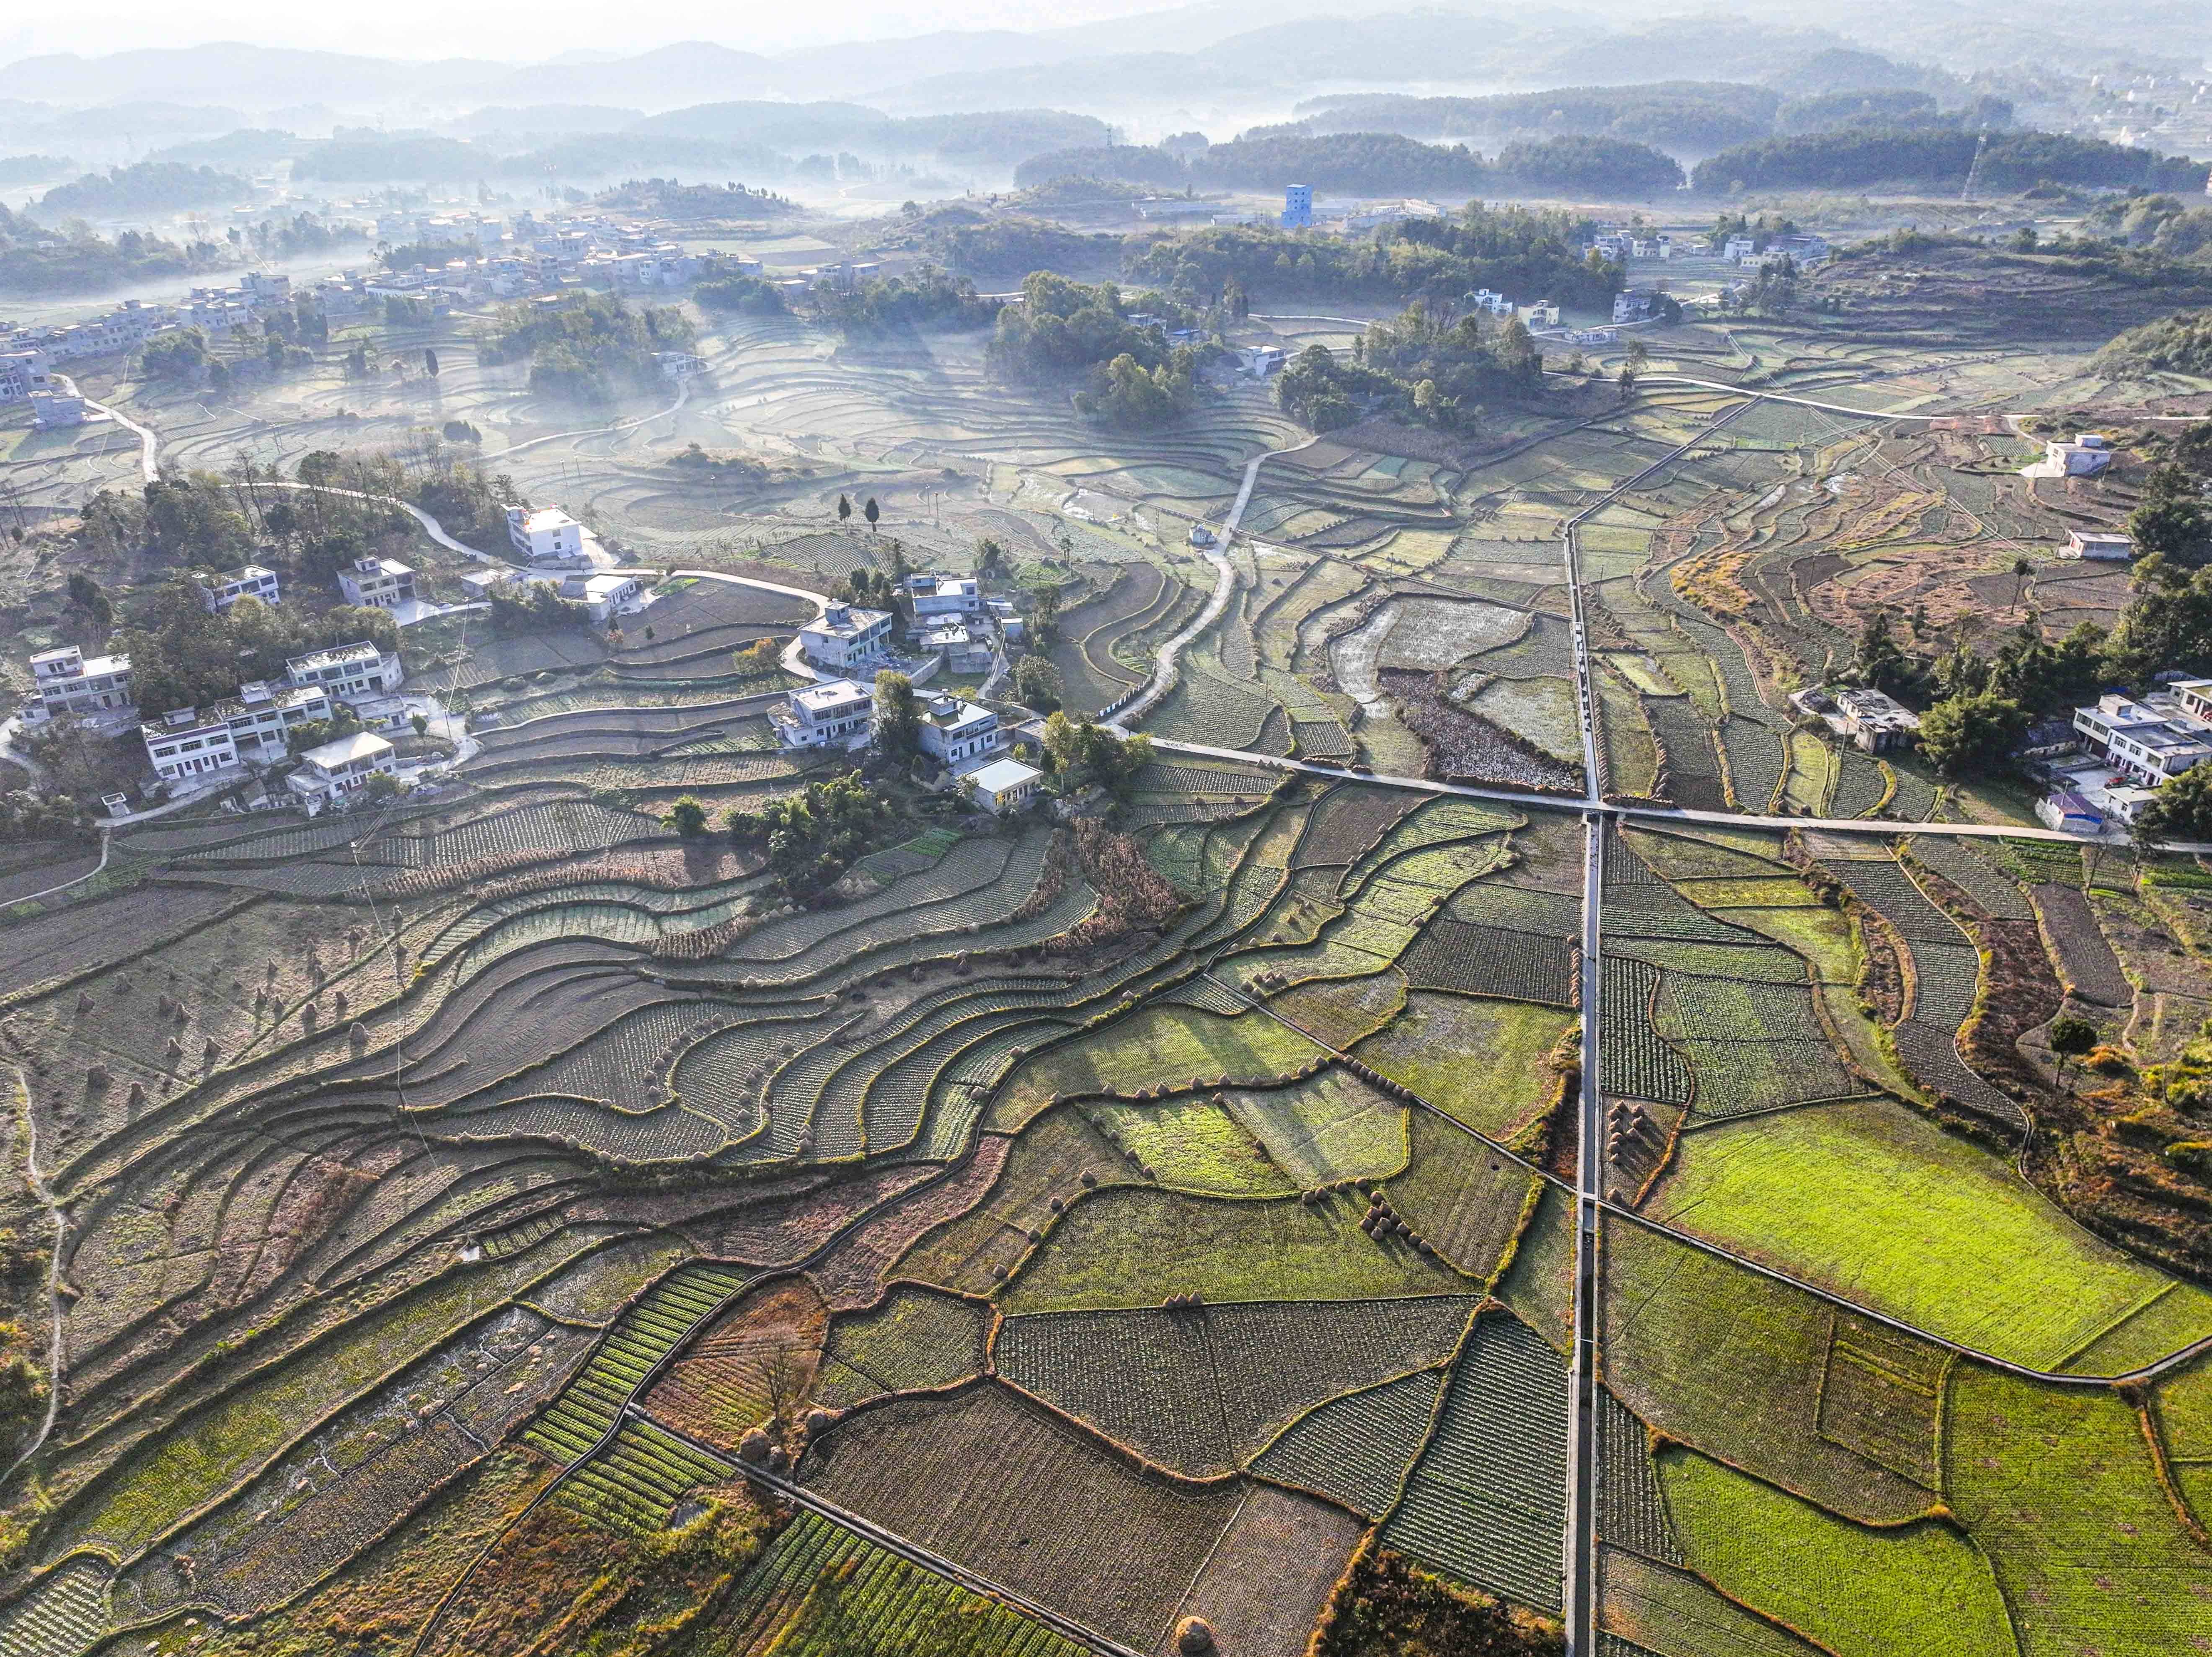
[336,556,417,609]
[798,602,893,673]
[2072,691,2212,783]
[287,732,397,812]
[915,695,1003,772]
[771,677,874,749]
[506,504,586,563]
[25,645,133,726]
[193,564,282,612]
[285,641,403,702]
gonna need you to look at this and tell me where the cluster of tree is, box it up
[2085,195,2212,263]
[1296,83,1777,151]
[486,582,591,635]
[1014,131,1683,199]
[1332,300,1543,433]
[118,581,398,716]
[695,274,788,315]
[986,271,1189,382]
[1124,204,1621,313]
[724,769,894,901]
[141,327,212,382]
[1039,714,1151,797]
[806,268,998,336]
[0,789,96,843]
[1691,127,2207,195]
[985,271,1200,427]
[1773,89,2012,134]
[0,202,224,297]
[628,100,1106,167]
[33,160,252,219]
[669,442,772,488]
[1074,351,1197,428]
[926,216,1116,278]
[2098,308,2212,379]
[380,239,479,273]
[588,178,793,219]
[477,291,695,405]
[246,212,358,263]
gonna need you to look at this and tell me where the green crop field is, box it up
[1645,1099,2212,1369]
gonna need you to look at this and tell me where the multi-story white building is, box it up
[2072,691,2212,783]
[908,574,984,620]
[142,707,240,783]
[915,695,1003,772]
[798,601,894,673]
[506,505,586,563]
[143,679,337,783]
[771,678,874,749]
[30,392,85,429]
[2044,434,2114,477]
[336,557,417,609]
[287,731,397,812]
[285,641,403,702]
[0,349,52,405]
[193,564,282,612]
[26,645,133,726]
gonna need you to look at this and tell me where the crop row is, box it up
[1250,1366,1446,1519]
[1909,938,1983,1030]
[1344,801,1521,898]
[1651,975,1827,1045]
[525,1262,749,1459]
[455,999,737,1118]
[0,1556,110,1657]
[1677,1038,1859,1119]
[1137,761,1281,797]
[814,1288,991,1413]
[1600,958,1694,1104]
[1380,1311,1570,1613]
[558,1416,737,1535]
[1296,786,1425,870]
[1447,880,1581,937]
[714,1509,1089,1657]
[729,837,1023,965]
[1602,880,1758,946]
[1401,919,1578,1008]
[1889,1019,2025,1131]
[995,1297,1478,1479]
[1824,858,1962,945]
[1595,1388,1680,1563]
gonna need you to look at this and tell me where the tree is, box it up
[1915,688,2028,777]
[423,347,439,377]
[2010,555,2033,618]
[836,493,852,527]
[872,669,919,760]
[1851,612,1914,697]
[1027,583,1063,647]
[863,496,881,532]
[2136,761,2212,844]
[65,573,111,639]
[975,537,1007,577]
[2048,1013,2101,1089]
[1013,654,1064,712]
[667,795,710,836]
[2129,491,2212,568]
[1040,713,1152,796]
[409,711,429,737]
[1618,338,1649,401]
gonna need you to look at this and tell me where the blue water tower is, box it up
[1282,184,1313,229]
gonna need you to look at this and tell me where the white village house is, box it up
[798,602,894,674]
[772,678,874,749]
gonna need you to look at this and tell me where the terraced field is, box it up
[8,261,2211,1657]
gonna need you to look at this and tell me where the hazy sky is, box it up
[0,0,1172,62]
